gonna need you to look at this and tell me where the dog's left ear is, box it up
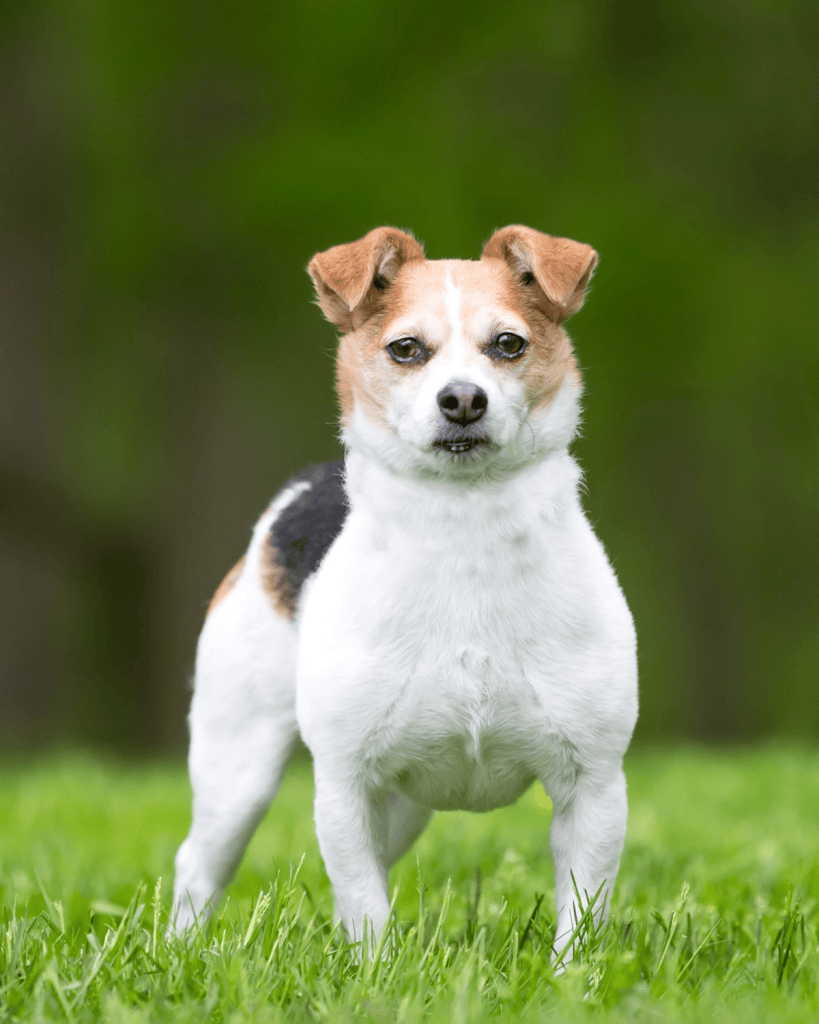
[308,227,425,332]
[482,225,598,321]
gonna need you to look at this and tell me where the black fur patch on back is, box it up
[266,460,348,616]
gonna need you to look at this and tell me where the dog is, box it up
[171,225,638,956]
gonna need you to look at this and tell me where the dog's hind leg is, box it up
[171,525,299,931]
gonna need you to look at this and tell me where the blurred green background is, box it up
[1,0,817,752]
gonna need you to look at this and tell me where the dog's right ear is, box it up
[307,227,425,332]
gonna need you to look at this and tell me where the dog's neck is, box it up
[343,446,582,541]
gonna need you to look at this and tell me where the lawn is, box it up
[1,745,818,1022]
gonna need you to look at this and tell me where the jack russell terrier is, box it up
[171,225,638,955]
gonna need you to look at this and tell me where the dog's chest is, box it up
[376,636,545,811]
[295,458,623,812]
[329,494,580,809]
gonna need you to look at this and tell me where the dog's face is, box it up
[308,226,597,479]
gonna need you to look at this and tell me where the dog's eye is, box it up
[489,333,528,360]
[386,338,426,364]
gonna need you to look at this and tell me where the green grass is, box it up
[2,746,819,1022]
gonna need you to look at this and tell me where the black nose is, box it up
[437,381,488,425]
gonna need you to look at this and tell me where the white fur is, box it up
[172,484,307,929]
[296,444,635,947]
[172,273,638,960]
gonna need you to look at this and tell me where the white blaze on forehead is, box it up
[444,270,464,350]
[442,266,472,374]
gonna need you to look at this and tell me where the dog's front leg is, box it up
[547,765,627,962]
[312,760,391,947]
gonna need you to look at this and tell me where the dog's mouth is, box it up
[431,427,491,456]
[436,438,487,453]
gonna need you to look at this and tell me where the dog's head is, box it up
[308,225,597,479]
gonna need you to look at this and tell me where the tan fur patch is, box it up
[319,225,596,427]
[335,261,450,427]
[307,227,424,333]
[481,225,597,320]
[259,543,294,620]
[206,556,245,616]
[334,255,582,423]
[472,259,580,412]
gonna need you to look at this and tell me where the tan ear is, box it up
[307,227,425,331]
[481,225,598,320]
